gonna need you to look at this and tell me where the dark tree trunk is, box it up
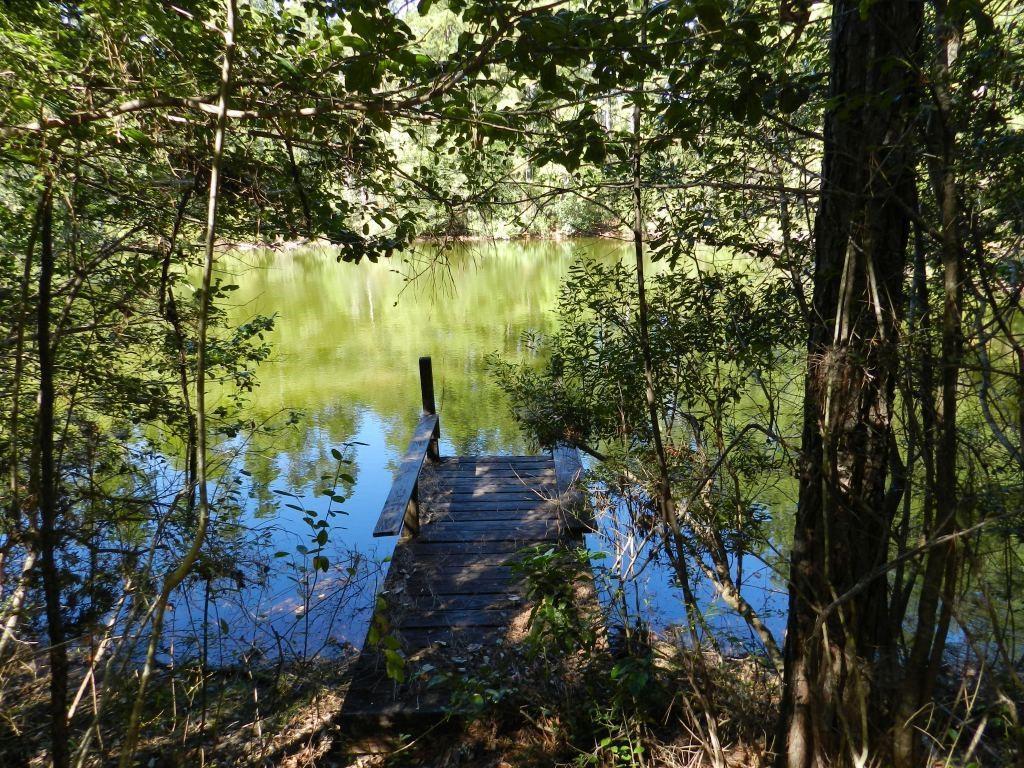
[894,8,965,764]
[776,3,922,767]
[36,185,70,768]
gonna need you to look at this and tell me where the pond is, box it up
[166,240,790,664]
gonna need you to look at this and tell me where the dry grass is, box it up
[325,641,779,768]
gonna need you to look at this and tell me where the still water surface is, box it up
[169,240,787,663]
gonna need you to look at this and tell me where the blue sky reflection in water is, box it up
[166,240,789,664]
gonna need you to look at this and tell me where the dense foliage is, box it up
[0,1,1022,767]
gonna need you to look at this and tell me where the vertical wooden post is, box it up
[553,444,590,531]
[403,481,421,538]
[419,356,435,414]
[419,356,440,461]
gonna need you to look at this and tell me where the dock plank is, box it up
[404,540,528,556]
[437,467,555,478]
[417,525,562,543]
[406,593,524,611]
[427,509,559,524]
[434,492,554,504]
[398,608,519,629]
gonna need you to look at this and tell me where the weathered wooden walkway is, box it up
[341,357,590,722]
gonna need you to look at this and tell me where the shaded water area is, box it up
[167,240,791,665]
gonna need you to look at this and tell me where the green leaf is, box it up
[273,54,299,76]
[777,85,807,114]
[694,0,724,30]
[418,0,433,14]
[384,648,406,682]
[967,5,995,36]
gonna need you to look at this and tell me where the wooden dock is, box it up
[341,357,591,722]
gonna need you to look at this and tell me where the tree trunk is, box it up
[894,7,965,764]
[0,189,47,664]
[776,2,922,766]
[37,182,71,768]
[117,1,237,763]
[630,11,675,544]
[0,550,37,663]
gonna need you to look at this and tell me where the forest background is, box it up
[1,1,1023,767]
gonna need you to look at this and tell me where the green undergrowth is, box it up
[362,544,778,768]
[0,650,354,767]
